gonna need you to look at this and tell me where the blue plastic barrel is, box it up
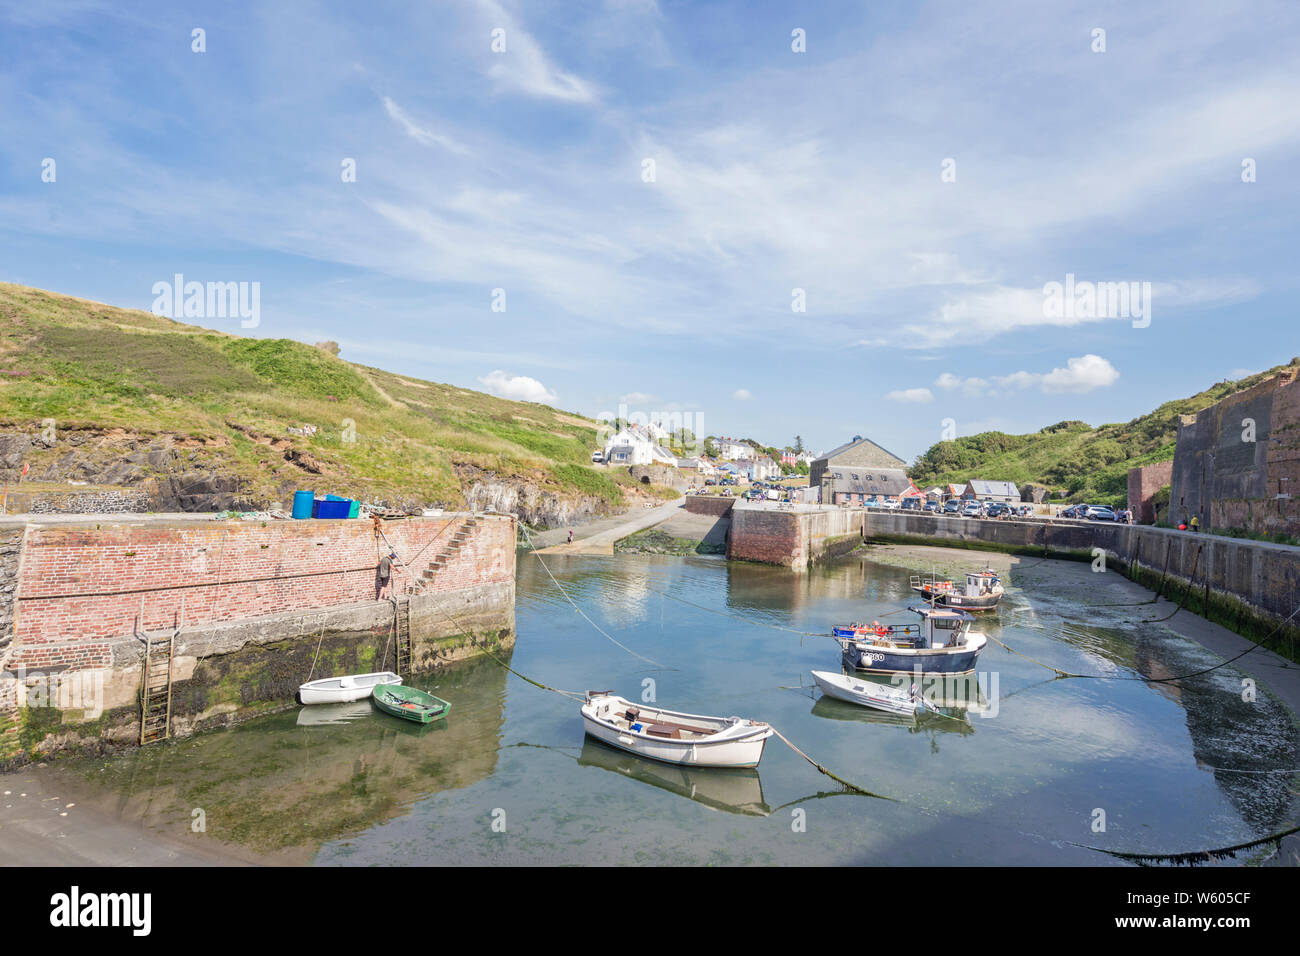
[292,490,314,519]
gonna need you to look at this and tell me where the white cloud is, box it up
[732,389,752,400]
[887,388,934,403]
[619,391,656,404]
[1024,354,1121,393]
[477,0,599,102]
[381,96,472,155]
[478,369,558,404]
[936,355,1119,396]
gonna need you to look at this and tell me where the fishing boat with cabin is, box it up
[581,692,774,768]
[909,567,1004,611]
[835,606,987,675]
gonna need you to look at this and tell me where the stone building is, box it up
[827,468,919,505]
[809,435,907,502]
[1127,461,1173,524]
[964,480,1021,504]
[1168,365,1300,537]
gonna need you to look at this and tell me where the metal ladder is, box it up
[394,598,413,677]
[139,629,176,745]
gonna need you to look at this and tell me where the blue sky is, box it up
[2,0,1298,461]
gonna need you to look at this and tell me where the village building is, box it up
[603,425,677,467]
[716,437,751,461]
[828,468,920,505]
[809,435,908,502]
[964,479,1022,504]
[740,455,780,481]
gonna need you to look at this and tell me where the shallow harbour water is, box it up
[47,552,1300,865]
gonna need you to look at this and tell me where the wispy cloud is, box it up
[474,0,599,102]
[381,96,472,155]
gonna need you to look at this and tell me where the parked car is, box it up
[1084,505,1119,521]
[923,500,940,513]
[943,499,962,515]
[591,451,604,463]
[901,497,922,511]
[961,501,983,518]
[1017,505,1033,518]
[1061,504,1086,519]
[882,497,901,510]
[986,501,1008,518]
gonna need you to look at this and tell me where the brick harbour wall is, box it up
[683,495,736,516]
[727,505,863,570]
[7,514,515,670]
[0,513,517,766]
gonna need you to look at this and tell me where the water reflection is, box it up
[577,738,771,817]
[46,654,511,863]
[23,550,1300,866]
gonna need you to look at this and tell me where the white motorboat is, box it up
[581,692,773,768]
[298,671,402,705]
[810,670,926,716]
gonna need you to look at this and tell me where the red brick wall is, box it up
[11,515,515,662]
[727,509,801,565]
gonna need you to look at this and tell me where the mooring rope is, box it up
[517,522,670,669]
[304,622,326,683]
[645,585,831,639]
[1067,822,1300,866]
[765,725,894,799]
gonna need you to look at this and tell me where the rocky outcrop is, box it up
[465,477,608,528]
[0,529,20,654]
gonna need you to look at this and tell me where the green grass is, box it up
[0,283,666,512]
[910,362,1300,507]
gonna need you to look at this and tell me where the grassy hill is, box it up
[909,360,1300,506]
[0,283,662,516]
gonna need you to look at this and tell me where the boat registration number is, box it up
[859,651,886,663]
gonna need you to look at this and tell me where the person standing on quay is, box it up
[1190,514,1200,533]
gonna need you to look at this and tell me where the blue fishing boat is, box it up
[834,606,986,675]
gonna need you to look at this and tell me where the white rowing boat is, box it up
[810,670,926,717]
[581,692,773,768]
[298,671,402,705]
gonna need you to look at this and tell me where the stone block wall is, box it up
[1127,461,1173,523]
[1169,368,1300,536]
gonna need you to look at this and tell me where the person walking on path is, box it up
[1190,514,1200,533]
[567,530,574,545]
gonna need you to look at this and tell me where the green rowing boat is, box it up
[371,684,451,724]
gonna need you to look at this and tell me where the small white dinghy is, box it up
[581,692,773,768]
[299,671,402,705]
[810,670,926,717]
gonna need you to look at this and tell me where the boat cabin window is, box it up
[932,618,959,630]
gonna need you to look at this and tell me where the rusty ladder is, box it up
[139,628,176,745]
[394,598,413,677]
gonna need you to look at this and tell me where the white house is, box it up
[717,437,750,461]
[739,456,780,481]
[604,425,677,467]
